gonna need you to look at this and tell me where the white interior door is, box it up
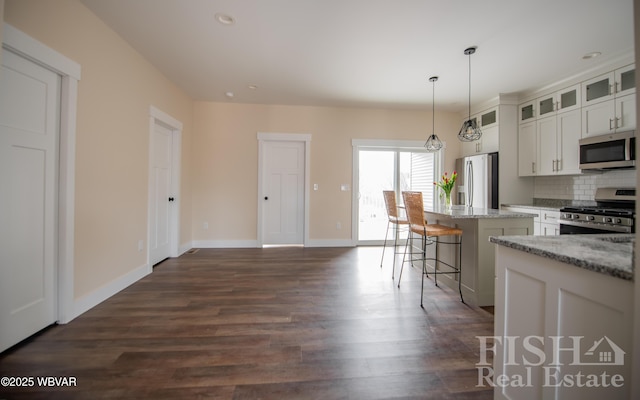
[263,141,305,245]
[149,121,173,265]
[0,48,60,352]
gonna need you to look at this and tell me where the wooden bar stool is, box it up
[400,191,464,307]
[380,190,409,279]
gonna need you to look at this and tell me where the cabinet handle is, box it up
[557,159,562,171]
[532,162,536,174]
[609,84,614,96]
[615,81,619,94]
[553,160,557,171]
[609,119,615,130]
[615,117,620,129]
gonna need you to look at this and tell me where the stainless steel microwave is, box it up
[579,130,635,170]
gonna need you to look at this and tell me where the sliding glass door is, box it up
[356,146,438,244]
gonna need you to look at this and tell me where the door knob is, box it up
[264,196,268,200]
[168,197,175,202]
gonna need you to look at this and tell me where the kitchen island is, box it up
[418,205,535,306]
[490,234,633,400]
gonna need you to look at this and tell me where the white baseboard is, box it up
[187,239,355,249]
[306,239,355,247]
[178,242,193,256]
[71,262,151,321]
[192,240,259,248]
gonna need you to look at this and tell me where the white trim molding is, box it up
[192,240,259,249]
[257,132,311,247]
[351,139,443,246]
[3,23,81,324]
[73,263,149,318]
[148,106,183,267]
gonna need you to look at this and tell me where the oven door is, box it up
[559,220,632,234]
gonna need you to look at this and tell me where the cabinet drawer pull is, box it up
[609,119,615,130]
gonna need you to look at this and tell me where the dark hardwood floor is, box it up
[0,246,494,399]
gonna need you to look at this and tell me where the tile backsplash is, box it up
[534,170,636,201]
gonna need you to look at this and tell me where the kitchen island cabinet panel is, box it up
[419,206,534,306]
[492,237,633,400]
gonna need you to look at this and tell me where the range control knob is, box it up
[605,217,613,223]
[587,216,595,221]
[616,218,622,224]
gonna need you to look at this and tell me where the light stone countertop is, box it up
[424,205,537,219]
[501,203,561,212]
[489,234,634,281]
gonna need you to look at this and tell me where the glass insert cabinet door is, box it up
[519,101,535,122]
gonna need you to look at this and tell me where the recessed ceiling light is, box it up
[225,91,234,98]
[582,51,601,60]
[248,85,257,90]
[215,13,235,25]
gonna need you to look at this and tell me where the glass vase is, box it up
[444,191,452,209]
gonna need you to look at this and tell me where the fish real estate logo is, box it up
[476,335,626,389]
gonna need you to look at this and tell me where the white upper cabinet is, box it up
[582,72,615,105]
[556,84,581,113]
[537,95,556,118]
[615,93,636,132]
[555,109,582,175]
[582,100,616,136]
[580,95,635,137]
[519,100,536,123]
[461,107,499,156]
[534,84,581,119]
[582,64,635,106]
[537,116,557,175]
[614,64,635,97]
[518,121,537,176]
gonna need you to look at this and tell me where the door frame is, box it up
[148,106,182,266]
[3,24,81,324]
[351,139,443,245]
[257,132,311,247]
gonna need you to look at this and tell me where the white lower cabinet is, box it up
[501,206,559,236]
[493,246,632,400]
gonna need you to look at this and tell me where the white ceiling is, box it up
[81,0,635,112]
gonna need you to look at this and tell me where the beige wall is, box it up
[4,0,193,299]
[3,0,462,303]
[192,102,462,242]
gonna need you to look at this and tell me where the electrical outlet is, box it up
[336,222,342,230]
[138,240,144,252]
[203,222,209,230]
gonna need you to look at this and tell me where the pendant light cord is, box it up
[467,52,471,121]
[432,78,435,135]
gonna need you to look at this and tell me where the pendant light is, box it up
[458,46,482,142]
[425,76,443,152]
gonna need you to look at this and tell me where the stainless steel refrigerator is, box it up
[454,152,499,209]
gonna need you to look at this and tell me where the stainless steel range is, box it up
[559,188,635,234]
